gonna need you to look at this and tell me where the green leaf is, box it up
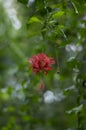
[7,87,13,95]
[51,11,64,19]
[8,106,15,112]
[17,0,28,4]
[28,17,42,24]
[22,115,31,121]
[58,25,65,30]
[0,93,9,100]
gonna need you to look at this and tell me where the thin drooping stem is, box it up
[70,0,79,14]
[77,85,83,130]
[77,94,81,130]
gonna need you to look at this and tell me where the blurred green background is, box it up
[0,0,86,130]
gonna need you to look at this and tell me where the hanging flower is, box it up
[38,82,45,91]
[28,53,55,74]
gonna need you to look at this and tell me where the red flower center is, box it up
[28,53,55,74]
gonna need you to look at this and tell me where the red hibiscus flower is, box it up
[28,53,55,74]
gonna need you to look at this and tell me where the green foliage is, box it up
[28,16,42,24]
[17,0,28,4]
[51,11,65,19]
[0,0,86,130]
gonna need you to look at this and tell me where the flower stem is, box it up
[77,86,83,130]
